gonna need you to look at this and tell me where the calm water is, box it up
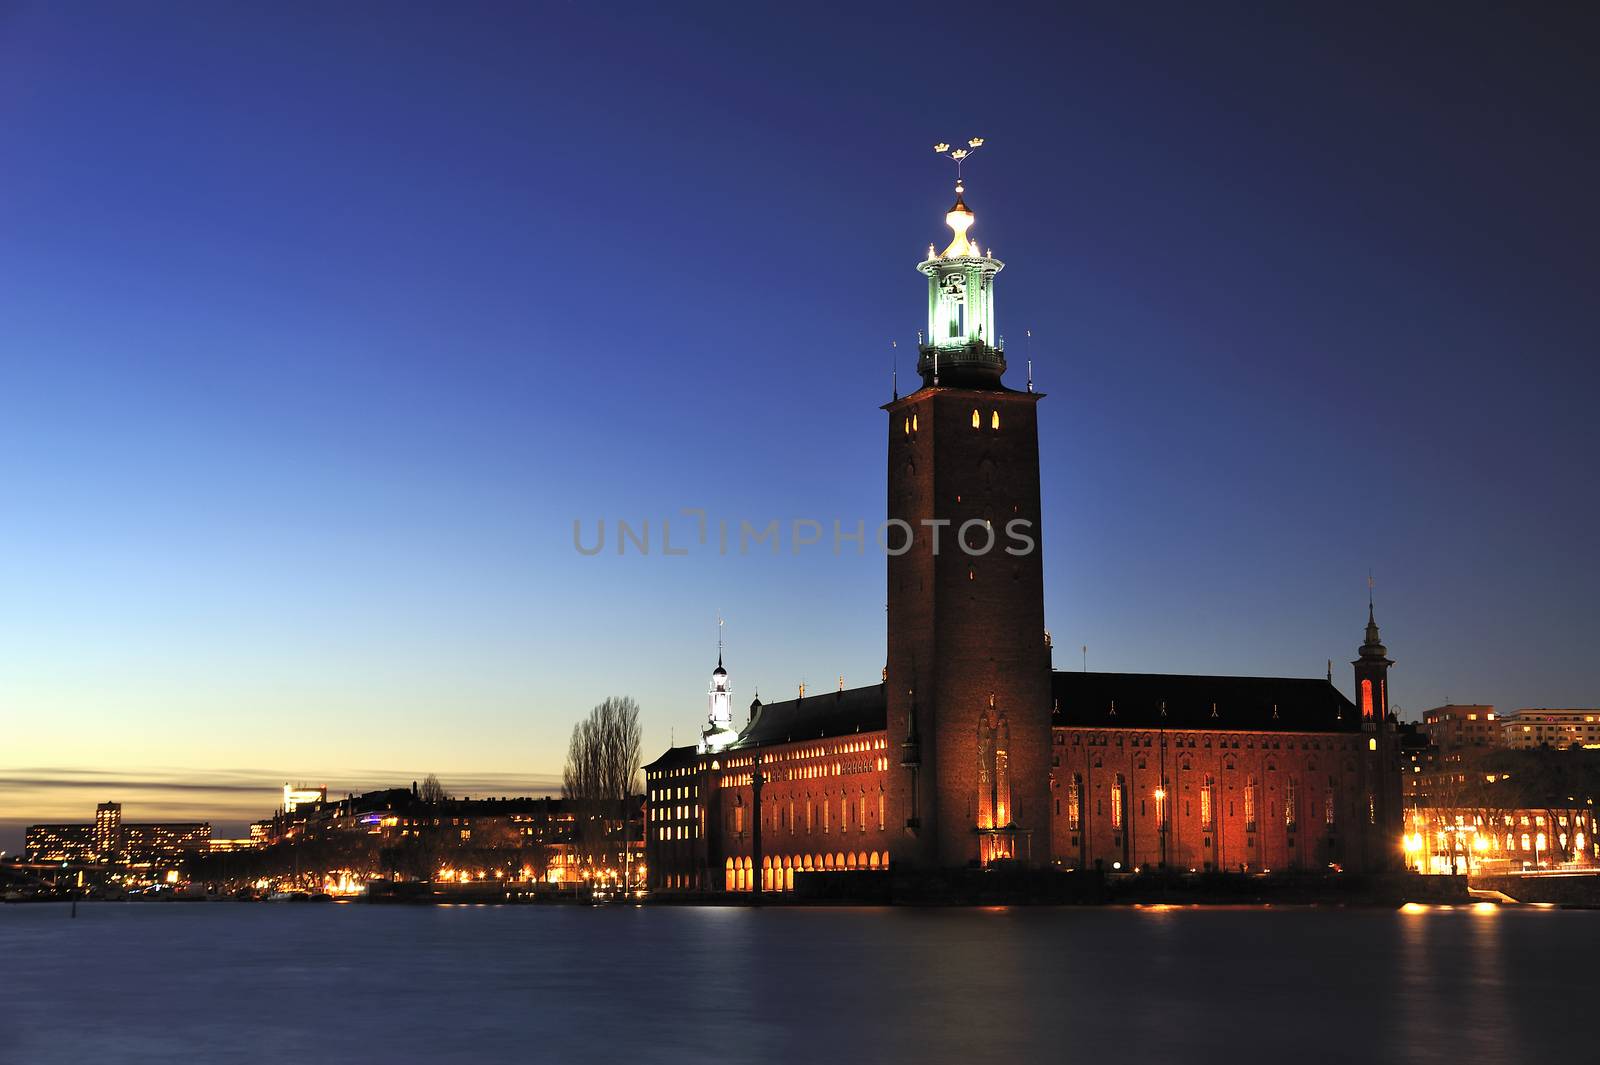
[0,903,1593,1064]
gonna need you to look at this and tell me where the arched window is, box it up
[1245,776,1259,832]
[1201,775,1215,831]
[869,852,881,869]
[1361,679,1374,719]
[990,410,1000,430]
[1067,774,1082,832]
[1285,777,1298,830]
[972,408,981,429]
[1111,774,1125,830]
[724,857,734,891]
[847,852,857,869]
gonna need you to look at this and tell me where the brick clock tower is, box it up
[885,146,1053,870]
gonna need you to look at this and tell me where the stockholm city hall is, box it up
[645,149,1404,893]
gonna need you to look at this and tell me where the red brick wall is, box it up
[1050,726,1390,873]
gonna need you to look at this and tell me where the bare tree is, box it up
[563,697,642,803]
[419,773,450,804]
[562,696,643,874]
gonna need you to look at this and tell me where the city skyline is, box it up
[4,5,1598,851]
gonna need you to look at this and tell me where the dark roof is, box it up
[1053,671,1361,732]
[734,684,888,748]
[644,744,699,772]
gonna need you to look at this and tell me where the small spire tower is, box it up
[698,617,740,753]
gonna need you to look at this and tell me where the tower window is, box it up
[972,409,981,429]
[1361,679,1374,718]
[991,410,999,430]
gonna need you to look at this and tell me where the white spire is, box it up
[698,620,739,753]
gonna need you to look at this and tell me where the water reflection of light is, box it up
[1472,902,1499,915]
[1401,902,1428,914]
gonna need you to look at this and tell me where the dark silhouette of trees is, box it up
[562,696,643,872]
[418,774,450,804]
[563,697,642,803]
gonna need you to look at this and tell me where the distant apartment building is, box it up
[1400,724,1438,805]
[24,824,96,862]
[1502,709,1600,749]
[24,802,210,864]
[1420,706,1503,755]
[121,823,212,860]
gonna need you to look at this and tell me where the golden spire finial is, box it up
[933,137,984,258]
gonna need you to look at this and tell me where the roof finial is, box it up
[891,339,898,401]
[933,137,984,180]
[717,611,724,668]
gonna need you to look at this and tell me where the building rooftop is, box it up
[649,669,1366,762]
[1052,671,1362,732]
[736,684,888,748]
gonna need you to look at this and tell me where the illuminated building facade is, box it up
[643,161,1405,892]
[24,804,211,864]
[24,824,96,863]
[1420,705,1503,754]
[1501,708,1600,749]
[282,784,328,814]
[251,785,642,883]
[94,801,122,859]
[1404,804,1599,875]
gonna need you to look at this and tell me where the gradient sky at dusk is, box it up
[2,3,1597,849]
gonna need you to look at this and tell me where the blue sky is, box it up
[1,2,1596,846]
